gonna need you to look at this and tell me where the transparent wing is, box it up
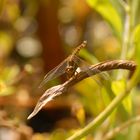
[73,56,111,84]
[39,58,68,88]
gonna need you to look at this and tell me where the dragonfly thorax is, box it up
[39,41,87,88]
[65,60,78,79]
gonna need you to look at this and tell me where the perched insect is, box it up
[39,41,87,88]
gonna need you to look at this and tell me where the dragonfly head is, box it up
[65,66,75,78]
[65,63,78,79]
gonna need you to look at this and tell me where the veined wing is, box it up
[73,56,111,83]
[39,58,68,88]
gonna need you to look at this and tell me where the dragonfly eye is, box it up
[65,65,76,77]
[66,66,74,72]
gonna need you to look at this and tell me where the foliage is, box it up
[67,0,140,139]
[0,0,140,140]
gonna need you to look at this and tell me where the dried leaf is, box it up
[27,60,136,119]
[27,84,66,119]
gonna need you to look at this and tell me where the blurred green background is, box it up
[0,0,140,140]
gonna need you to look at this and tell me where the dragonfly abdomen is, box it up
[69,40,87,61]
[65,41,87,79]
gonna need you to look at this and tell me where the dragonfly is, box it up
[39,41,108,88]
[39,41,88,88]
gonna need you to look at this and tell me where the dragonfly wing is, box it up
[39,58,68,88]
[73,56,111,83]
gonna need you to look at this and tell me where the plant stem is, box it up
[117,1,131,79]
[67,89,129,140]
[120,11,130,59]
[131,0,139,27]
[67,63,139,140]
[103,115,140,140]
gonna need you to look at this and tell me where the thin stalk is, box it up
[67,91,129,140]
[67,64,139,140]
[131,0,139,27]
[120,11,130,59]
[103,115,140,140]
[118,0,128,10]
[117,1,131,79]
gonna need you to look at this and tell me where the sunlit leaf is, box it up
[133,24,140,63]
[112,80,126,95]
[101,87,111,106]
[75,78,102,115]
[112,79,132,114]
[79,49,99,64]
[86,0,122,38]
[0,81,15,96]
[0,32,13,57]
[75,106,85,126]
[50,130,67,140]
[0,65,20,85]
[7,3,20,21]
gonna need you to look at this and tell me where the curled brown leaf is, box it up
[27,60,136,119]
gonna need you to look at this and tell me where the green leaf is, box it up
[79,49,99,64]
[111,79,132,114]
[50,129,67,140]
[75,78,103,115]
[0,81,15,96]
[112,80,126,95]
[75,106,85,126]
[101,87,111,106]
[0,31,13,56]
[133,24,140,63]
[129,24,140,90]
[86,0,122,38]
[0,65,20,85]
